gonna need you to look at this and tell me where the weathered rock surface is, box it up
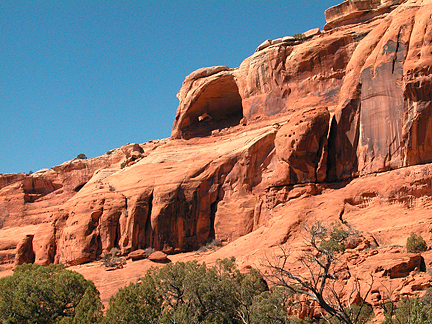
[324,0,404,31]
[2,0,432,319]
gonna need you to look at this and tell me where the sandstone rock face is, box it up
[0,143,153,267]
[172,0,432,183]
[330,0,432,179]
[2,4,432,314]
[14,235,35,267]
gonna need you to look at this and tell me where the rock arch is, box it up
[176,74,243,139]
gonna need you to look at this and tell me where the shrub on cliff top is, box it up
[293,33,306,40]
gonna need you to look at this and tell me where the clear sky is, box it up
[1,0,340,174]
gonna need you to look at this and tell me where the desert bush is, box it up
[406,232,428,253]
[198,238,223,253]
[101,247,125,268]
[103,275,162,324]
[382,288,432,323]
[316,223,353,254]
[76,153,87,159]
[250,287,311,324]
[0,263,103,324]
[328,303,374,324]
[293,33,306,40]
[105,257,268,324]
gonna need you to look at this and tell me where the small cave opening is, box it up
[179,75,243,139]
[74,183,87,192]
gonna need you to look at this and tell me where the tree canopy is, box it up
[105,257,274,324]
[0,263,103,324]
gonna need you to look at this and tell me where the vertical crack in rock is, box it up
[144,192,154,249]
[208,198,219,241]
[392,27,402,74]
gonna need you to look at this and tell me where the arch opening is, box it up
[180,75,243,139]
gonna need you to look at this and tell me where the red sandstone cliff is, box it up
[2,0,432,319]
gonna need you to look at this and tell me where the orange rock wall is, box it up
[2,0,432,270]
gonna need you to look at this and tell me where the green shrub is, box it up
[382,289,432,323]
[315,223,357,254]
[406,233,428,253]
[328,303,374,324]
[105,258,268,324]
[0,263,103,324]
[320,239,345,253]
[76,153,87,159]
[104,276,162,323]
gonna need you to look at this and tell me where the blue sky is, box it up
[0,0,340,174]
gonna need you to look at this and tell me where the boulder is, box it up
[303,28,321,38]
[148,251,169,263]
[255,39,272,52]
[282,36,295,43]
[127,249,147,261]
[324,0,402,30]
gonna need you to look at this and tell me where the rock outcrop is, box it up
[2,0,432,317]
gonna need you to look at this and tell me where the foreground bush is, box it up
[105,258,272,323]
[382,288,432,324]
[0,263,103,324]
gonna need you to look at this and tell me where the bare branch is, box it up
[263,221,377,324]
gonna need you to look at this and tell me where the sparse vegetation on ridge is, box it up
[382,288,432,323]
[293,33,306,40]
